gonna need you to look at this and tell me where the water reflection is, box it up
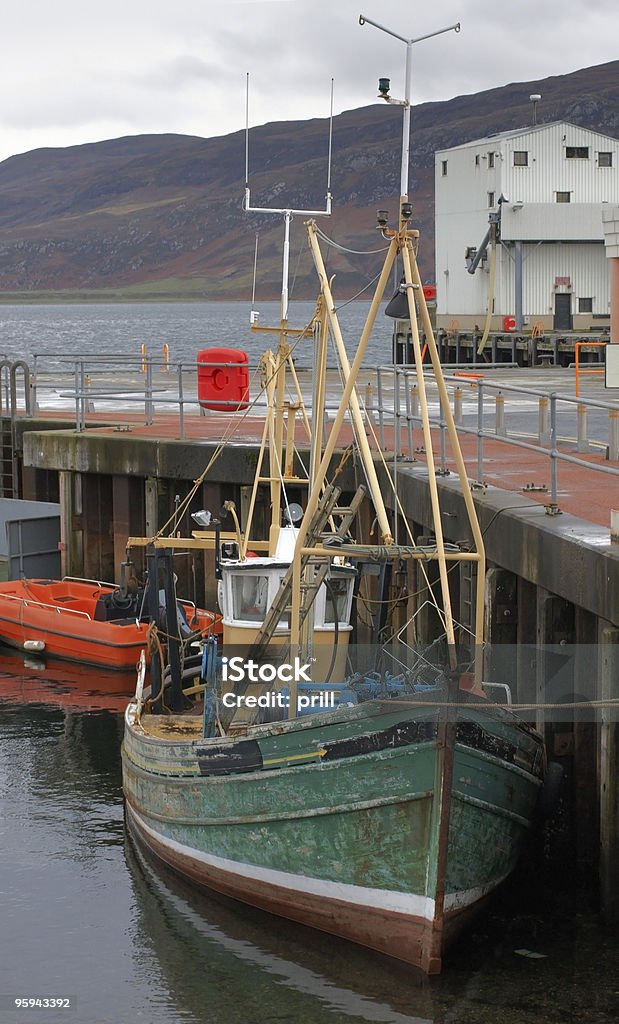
[125,834,437,1024]
[0,643,133,714]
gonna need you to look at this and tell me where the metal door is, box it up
[7,515,61,580]
[553,293,572,331]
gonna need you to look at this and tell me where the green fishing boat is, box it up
[122,16,547,974]
[123,688,543,974]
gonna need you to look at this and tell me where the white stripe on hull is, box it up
[128,802,509,923]
[129,802,436,922]
[444,875,510,913]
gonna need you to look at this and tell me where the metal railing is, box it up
[9,354,619,503]
[365,365,619,506]
[575,341,607,396]
[0,359,32,418]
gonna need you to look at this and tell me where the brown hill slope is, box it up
[0,61,617,300]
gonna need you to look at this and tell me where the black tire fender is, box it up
[537,761,564,819]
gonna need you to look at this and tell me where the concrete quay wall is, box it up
[395,463,619,631]
[17,420,619,624]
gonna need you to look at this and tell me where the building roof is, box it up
[436,121,619,155]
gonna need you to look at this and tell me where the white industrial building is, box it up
[434,122,619,332]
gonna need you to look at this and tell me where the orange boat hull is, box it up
[0,578,221,672]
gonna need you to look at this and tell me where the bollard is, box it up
[495,392,506,437]
[376,368,385,450]
[609,408,619,462]
[550,394,558,504]
[145,360,154,425]
[476,381,484,483]
[85,374,95,415]
[394,369,402,459]
[30,374,38,416]
[576,402,589,453]
[404,380,414,459]
[365,381,375,427]
[75,361,84,432]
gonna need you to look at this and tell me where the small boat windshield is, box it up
[231,574,270,622]
[323,576,353,626]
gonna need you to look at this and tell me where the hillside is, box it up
[0,61,617,301]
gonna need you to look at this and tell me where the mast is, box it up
[358,15,460,203]
[354,16,475,971]
[243,76,334,553]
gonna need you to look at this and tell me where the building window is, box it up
[566,146,589,159]
[441,160,448,176]
[578,298,593,313]
[487,192,495,208]
[598,151,613,167]
[513,150,528,166]
[555,191,571,203]
[488,152,495,169]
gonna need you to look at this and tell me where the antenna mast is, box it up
[358,15,460,209]
[243,75,334,323]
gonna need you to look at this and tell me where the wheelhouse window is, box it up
[513,150,528,166]
[231,574,269,622]
[566,146,589,159]
[555,191,571,203]
[323,577,351,626]
[598,151,613,167]
[488,152,495,169]
[487,191,495,208]
[441,160,448,176]
[475,154,480,167]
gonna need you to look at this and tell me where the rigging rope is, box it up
[333,269,385,310]
[314,224,389,256]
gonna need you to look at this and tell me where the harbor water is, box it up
[0,655,618,1024]
[0,300,396,372]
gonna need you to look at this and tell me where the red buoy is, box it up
[197,348,250,411]
[503,316,516,333]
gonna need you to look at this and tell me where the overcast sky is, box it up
[1,0,617,163]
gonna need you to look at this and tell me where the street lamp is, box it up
[359,14,460,211]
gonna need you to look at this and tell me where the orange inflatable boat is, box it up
[0,577,221,671]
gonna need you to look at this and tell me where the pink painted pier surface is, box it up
[21,364,619,531]
[27,424,615,530]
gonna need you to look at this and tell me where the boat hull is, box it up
[126,799,440,967]
[0,578,220,671]
[122,699,544,973]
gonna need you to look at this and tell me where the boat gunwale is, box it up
[126,695,543,749]
[0,590,94,620]
[125,800,524,925]
[123,704,544,791]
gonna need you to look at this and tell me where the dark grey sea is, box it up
[0,301,395,373]
[0,656,617,1024]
